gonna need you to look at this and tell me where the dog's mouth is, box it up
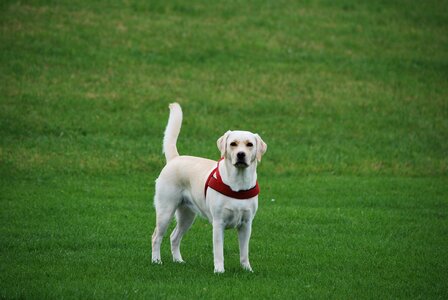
[234,161,249,168]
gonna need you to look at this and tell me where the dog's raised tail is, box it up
[163,103,182,162]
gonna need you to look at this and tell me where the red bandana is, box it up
[204,158,260,199]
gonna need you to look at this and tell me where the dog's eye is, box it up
[230,142,237,147]
[247,142,253,147]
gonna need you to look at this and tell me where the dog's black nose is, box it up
[237,152,246,159]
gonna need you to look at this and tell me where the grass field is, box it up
[1,0,448,298]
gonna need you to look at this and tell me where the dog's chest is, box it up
[222,206,253,229]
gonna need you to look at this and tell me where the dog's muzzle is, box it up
[235,152,248,168]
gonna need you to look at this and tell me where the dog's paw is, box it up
[152,259,163,265]
[241,263,253,272]
[215,264,224,274]
[173,258,185,264]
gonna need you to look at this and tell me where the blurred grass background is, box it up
[1,0,447,298]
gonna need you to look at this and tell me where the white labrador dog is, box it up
[151,103,267,273]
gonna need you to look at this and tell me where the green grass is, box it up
[1,0,447,298]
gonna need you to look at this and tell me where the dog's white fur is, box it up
[151,103,267,273]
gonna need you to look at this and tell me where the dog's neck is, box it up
[219,158,258,192]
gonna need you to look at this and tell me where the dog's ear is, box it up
[254,134,267,162]
[217,130,232,158]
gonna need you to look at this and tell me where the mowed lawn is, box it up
[1,0,447,298]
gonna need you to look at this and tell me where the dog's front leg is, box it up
[238,221,253,272]
[213,220,225,273]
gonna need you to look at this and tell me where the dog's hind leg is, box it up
[151,182,180,264]
[170,205,196,263]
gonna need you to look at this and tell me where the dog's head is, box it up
[217,130,267,169]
